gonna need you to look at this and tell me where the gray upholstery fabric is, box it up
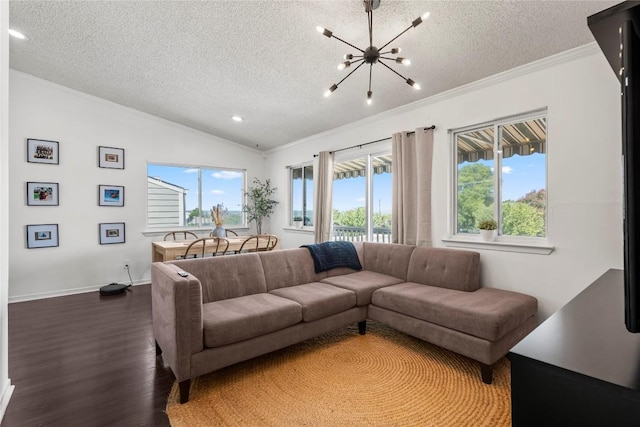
[191,307,368,377]
[151,262,204,382]
[171,253,267,303]
[270,282,357,322]
[202,294,302,348]
[371,283,537,341]
[368,305,537,365]
[259,248,327,291]
[321,271,404,306]
[361,242,415,281]
[406,247,480,291]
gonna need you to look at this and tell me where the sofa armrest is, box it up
[151,262,204,382]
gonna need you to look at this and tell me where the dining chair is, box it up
[183,237,230,258]
[163,231,199,241]
[236,234,278,253]
[209,229,238,238]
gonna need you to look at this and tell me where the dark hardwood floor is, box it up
[1,285,174,427]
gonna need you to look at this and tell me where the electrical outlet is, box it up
[122,259,130,270]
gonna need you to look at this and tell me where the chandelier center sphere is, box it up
[363,46,380,64]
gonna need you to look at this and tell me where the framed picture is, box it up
[26,224,59,249]
[27,182,59,206]
[99,222,125,244]
[27,138,59,165]
[98,185,124,207]
[98,146,125,169]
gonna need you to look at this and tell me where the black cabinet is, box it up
[510,270,640,426]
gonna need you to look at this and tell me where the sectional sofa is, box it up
[151,242,537,403]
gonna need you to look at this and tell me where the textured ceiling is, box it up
[9,0,617,151]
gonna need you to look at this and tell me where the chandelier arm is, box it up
[368,8,373,47]
[380,56,400,61]
[336,61,367,86]
[331,35,365,53]
[379,25,412,51]
[378,59,410,81]
[368,63,373,92]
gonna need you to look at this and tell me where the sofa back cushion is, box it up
[362,242,415,281]
[406,247,480,291]
[171,253,267,303]
[259,248,327,291]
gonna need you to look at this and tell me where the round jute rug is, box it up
[166,322,511,426]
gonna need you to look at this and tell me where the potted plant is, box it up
[243,178,279,235]
[293,216,303,228]
[210,203,227,237]
[478,219,498,242]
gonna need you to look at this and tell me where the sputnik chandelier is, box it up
[317,0,430,105]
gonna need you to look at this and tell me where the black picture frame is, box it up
[98,185,124,207]
[26,224,59,249]
[98,146,125,169]
[27,138,59,165]
[99,222,125,244]
[27,182,59,206]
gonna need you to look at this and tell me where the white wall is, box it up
[266,44,623,321]
[8,71,265,301]
[0,1,14,421]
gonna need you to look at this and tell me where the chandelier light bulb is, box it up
[406,78,421,90]
[391,48,401,54]
[422,12,431,21]
[316,26,324,33]
[324,84,338,97]
[344,54,353,60]
[367,91,373,105]
[396,57,411,66]
[338,61,351,70]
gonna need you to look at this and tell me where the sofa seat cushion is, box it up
[371,283,537,341]
[203,294,302,348]
[321,271,404,306]
[269,282,357,322]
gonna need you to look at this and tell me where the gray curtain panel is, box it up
[314,151,335,243]
[391,127,434,246]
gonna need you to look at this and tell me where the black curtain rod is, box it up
[313,125,435,157]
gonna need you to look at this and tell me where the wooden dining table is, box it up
[151,237,279,262]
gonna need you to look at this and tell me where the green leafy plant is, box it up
[243,178,279,235]
[293,216,303,222]
[478,219,498,230]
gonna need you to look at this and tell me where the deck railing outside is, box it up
[333,225,392,243]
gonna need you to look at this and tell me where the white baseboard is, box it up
[0,378,14,423]
[8,279,149,303]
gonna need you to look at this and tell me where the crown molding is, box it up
[266,42,601,156]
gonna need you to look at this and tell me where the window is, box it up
[333,153,392,242]
[147,164,245,228]
[453,111,547,239]
[290,165,314,226]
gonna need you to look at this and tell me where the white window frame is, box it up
[289,163,314,228]
[145,162,246,231]
[333,148,391,242]
[444,109,554,255]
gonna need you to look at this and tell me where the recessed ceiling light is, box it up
[8,29,27,40]
[231,115,244,122]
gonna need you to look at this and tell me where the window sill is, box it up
[441,236,554,255]
[282,226,314,234]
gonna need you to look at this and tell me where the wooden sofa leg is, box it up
[155,340,162,356]
[480,363,493,384]
[358,320,367,335]
[179,379,191,404]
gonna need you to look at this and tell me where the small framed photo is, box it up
[98,185,124,207]
[99,222,125,244]
[27,182,59,206]
[26,224,59,249]
[27,138,59,165]
[98,146,125,169]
